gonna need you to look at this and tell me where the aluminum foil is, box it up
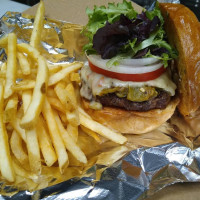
[1,0,200,199]
[2,142,200,200]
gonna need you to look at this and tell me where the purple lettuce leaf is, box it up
[92,12,161,59]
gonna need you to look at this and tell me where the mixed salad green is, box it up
[82,0,177,68]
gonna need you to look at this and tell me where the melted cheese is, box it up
[80,63,176,100]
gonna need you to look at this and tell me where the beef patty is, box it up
[96,90,171,111]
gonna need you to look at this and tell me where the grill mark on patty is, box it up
[96,91,171,111]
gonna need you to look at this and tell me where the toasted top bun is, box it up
[159,3,200,116]
[82,98,179,134]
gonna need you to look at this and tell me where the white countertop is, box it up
[0,0,30,17]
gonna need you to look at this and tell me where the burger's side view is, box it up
[80,1,200,134]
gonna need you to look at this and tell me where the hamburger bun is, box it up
[82,97,179,134]
[159,3,200,116]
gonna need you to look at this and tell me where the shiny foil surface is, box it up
[1,0,200,199]
[2,142,200,200]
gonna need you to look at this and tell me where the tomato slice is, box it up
[88,61,166,82]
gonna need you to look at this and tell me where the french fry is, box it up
[3,94,18,123]
[54,111,87,164]
[10,130,28,165]
[18,43,49,130]
[0,69,37,78]
[11,118,26,143]
[80,125,102,143]
[12,159,38,180]
[17,52,31,75]
[30,0,45,49]
[42,97,68,173]
[67,123,78,143]
[0,82,15,182]
[60,75,70,85]
[17,69,37,77]
[47,87,57,98]
[37,116,57,167]
[12,79,35,91]
[58,111,68,124]
[6,123,14,132]
[15,176,38,191]
[48,62,83,86]
[78,107,127,144]
[48,96,66,113]
[26,128,41,173]
[54,82,72,110]
[4,33,17,99]
[70,72,81,83]
[22,88,41,173]
[22,90,32,112]
[47,64,62,74]
[65,82,77,109]
[66,110,80,126]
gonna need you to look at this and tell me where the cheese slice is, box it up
[80,63,176,100]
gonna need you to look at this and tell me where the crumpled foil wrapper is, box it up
[1,0,200,199]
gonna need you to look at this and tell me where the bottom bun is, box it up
[81,97,179,134]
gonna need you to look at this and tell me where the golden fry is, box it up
[67,123,78,143]
[10,130,28,165]
[0,69,37,78]
[47,64,62,74]
[58,111,68,124]
[37,116,57,167]
[65,83,77,109]
[66,110,80,126]
[3,94,18,123]
[4,33,17,99]
[78,107,127,144]
[80,125,102,143]
[17,69,37,77]
[70,72,81,83]
[11,118,27,143]
[48,62,83,86]
[12,79,35,91]
[26,128,41,173]
[0,82,15,182]
[22,88,41,173]
[48,96,66,113]
[42,98,68,173]
[54,111,87,164]
[17,52,31,75]
[30,0,45,49]
[54,82,72,110]
[46,87,57,98]
[22,90,32,112]
[18,43,49,130]
[12,159,38,180]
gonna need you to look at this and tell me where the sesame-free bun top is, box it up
[159,3,200,116]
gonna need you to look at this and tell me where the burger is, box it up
[80,1,199,134]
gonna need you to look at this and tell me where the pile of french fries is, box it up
[0,0,127,185]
